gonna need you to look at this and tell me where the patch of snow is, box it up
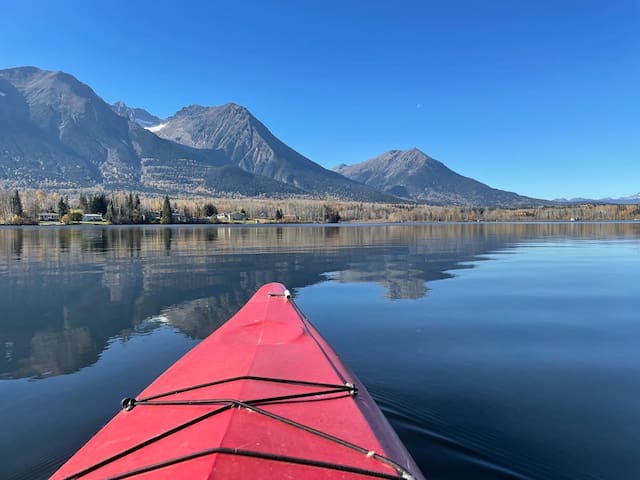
[0,90,6,97]
[146,122,167,133]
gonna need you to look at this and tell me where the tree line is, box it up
[0,190,155,225]
[1,189,639,225]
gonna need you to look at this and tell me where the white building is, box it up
[82,213,103,222]
[38,212,60,222]
[216,212,247,222]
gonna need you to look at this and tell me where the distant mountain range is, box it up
[0,67,268,196]
[0,67,389,200]
[2,66,624,206]
[552,193,640,205]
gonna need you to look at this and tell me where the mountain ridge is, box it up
[552,193,640,205]
[335,148,546,207]
[0,66,303,197]
[152,102,394,201]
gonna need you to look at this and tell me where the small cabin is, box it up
[82,213,103,222]
[215,212,247,222]
[171,212,187,223]
[38,212,60,222]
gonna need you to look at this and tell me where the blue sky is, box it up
[1,0,638,199]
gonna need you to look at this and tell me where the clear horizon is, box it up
[1,0,638,200]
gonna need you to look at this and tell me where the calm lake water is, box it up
[0,223,639,480]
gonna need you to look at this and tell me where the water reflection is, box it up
[0,222,637,380]
[12,229,23,260]
[162,227,172,252]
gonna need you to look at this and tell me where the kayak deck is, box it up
[51,283,424,479]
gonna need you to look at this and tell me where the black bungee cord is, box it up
[62,376,415,480]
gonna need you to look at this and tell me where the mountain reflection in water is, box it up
[0,222,637,380]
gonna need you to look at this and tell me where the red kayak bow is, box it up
[51,283,425,480]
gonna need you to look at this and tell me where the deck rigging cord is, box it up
[62,376,415,480]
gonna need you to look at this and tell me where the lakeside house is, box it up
[171,212,187,223]
[38,212,60,222]
[216,212,247,222]
[82,213,104,222]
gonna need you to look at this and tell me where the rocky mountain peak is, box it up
[152,102,393,201]
[221,102,248,112]
[172,103,252,122]
[335,148,542,206]
[112,100,128,111]
[110,100,162,128]
[174,104,209,117]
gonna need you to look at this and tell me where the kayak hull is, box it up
[51,283,425,479]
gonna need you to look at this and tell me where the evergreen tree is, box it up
[10,190,23,216]
[203,203,217,217]
[90,194,108,215]
[132,194,142,223]
[161,196,173,224]
[57,197,69,216]
[275,208,283,220]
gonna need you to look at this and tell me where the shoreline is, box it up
[2,219,639,228]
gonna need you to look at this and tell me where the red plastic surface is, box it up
[51,283,424,479]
